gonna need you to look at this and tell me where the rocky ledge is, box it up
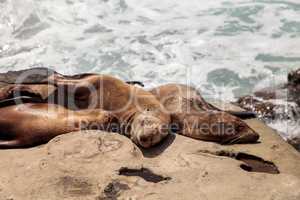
[0,117,299,200]
[236,68,300,151]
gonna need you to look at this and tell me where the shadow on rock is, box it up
[140,133,176,158]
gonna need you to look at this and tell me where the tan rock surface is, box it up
[0,118,299,200]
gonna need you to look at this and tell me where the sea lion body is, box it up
[150,84,259,144]
[0,103,114,148]
[0,70,258,148]
[0,74,171,148]
[50,74,171,148]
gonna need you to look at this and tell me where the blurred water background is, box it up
[0,0,300,139]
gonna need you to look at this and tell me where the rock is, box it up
[0,67,56,85]
[253,84,287,100]
[240,68,300,106]
[235,68,300,151]
[236,95,299,122]
[288,68,300,86]
[0,68,58,105]
[288,68,300,106]
[0,131,143,200]
[0,124,299,200]
[236,95,276,120]
[236,95,300,152]
[0,68,299,199]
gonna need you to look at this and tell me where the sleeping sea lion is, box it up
[0,73,170,148]
[47,74,171,148]
[0,70,258,147]
[0,103,115,148]
[150,84,259,144]
[51,78,258,144]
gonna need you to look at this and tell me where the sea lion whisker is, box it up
[224,134,244,145]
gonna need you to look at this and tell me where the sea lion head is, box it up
[204,112,260,144]
[180,111,259,144]
[224,114,260,144]
[130,109,170,148]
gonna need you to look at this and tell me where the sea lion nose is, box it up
[243,130,260,143]
[138,129,158,147]
[140,134,150,143]
[222,128,260,144]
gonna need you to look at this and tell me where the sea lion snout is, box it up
[138,130,158,148]
[178,112,260,144]
[230,125,259,144]
[137,126,165,148]
[130,113,170,148]
[220,116,260,144]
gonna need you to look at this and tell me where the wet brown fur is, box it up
[0,74,171,148]
[0,103,115,148]
[0,74,258,148]
[150,84,259,144]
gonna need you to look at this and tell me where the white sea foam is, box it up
[0,0,300,138]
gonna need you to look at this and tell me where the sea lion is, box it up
[48,74,171,148]
[0,103,115,148]
[0,69,144,108]
[0,69,258,147]
[0,74,170,148]
[49,78,258,144]
[150,84,259,144]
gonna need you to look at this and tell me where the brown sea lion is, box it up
[0,74,171,148]
[0,103,115,148]
[49,74,171,148]
[0,69,258,147]
[150,84,259,144]
[45,78,259,144]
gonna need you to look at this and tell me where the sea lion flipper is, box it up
[0,84,47,104]
[0,86,12,101]
[0,96,45,108]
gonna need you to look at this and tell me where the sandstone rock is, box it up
[0,122,299,200]
[0,68,299,199]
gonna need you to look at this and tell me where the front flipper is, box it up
[172,111,259,144]
[0,96,44,108]
[0,84,50,106]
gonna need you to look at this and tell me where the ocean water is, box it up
[0,0,300,139]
